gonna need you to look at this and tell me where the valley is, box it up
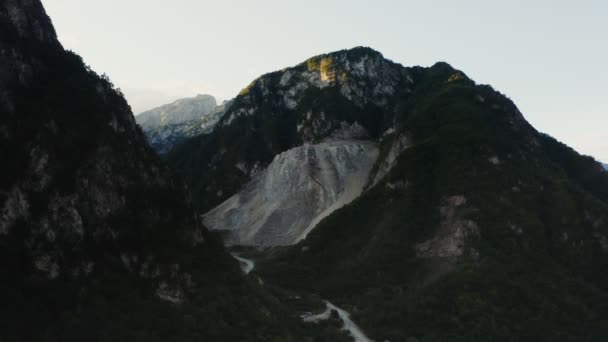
[232,252,374,342]
[2,0,608,340]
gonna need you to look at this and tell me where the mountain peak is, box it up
[138,96,233,154]
[299,46,391,74]
[227,47,408,131]
[310,46,385,62]
[194,93,215,100]
[136,94,218,131]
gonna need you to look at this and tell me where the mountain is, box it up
[142,99,233,154]
[604,163,608,171]
[136,94,217,131]
[0,2,345,341]
[169,47,407,210]
[6,0,607,338]
[169,48,608,340]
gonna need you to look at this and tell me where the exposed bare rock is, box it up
[416,196,479,258]
[141,98,233,154]
[136,94,218,131]
[203,140,379,246]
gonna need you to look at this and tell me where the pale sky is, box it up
[41,0,607,161]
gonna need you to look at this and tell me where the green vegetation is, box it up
[239,81,256,96]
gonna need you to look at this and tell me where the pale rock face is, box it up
[416,196,479,258]
[279,70,294,87]
[143,99,232,154]
[203,140,379,246]
[156,281,184,304]
[489,156,501,165]
[136,94,218,131]
[0,186,29,235]
[595,233,608,252]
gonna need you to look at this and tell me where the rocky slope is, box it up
[0,2,328,341]
[204,135,378,246]
[169,47,411,210]
[143,99,232,154]
[169,48,608,340]
[136,94,217,130]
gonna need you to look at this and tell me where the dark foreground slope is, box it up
[0,1,341,341]
[168,47,608,341]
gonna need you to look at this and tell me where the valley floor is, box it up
[230,253,374,342]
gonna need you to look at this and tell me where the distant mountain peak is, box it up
[137,96,233,154]
[136,94,218,131]
[194,93,215,99]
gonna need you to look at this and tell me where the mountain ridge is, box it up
[136,94,217,130]
[168,46,608,340]
[168,46,424,210]
[136,95,232,154]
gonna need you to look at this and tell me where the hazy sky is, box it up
[41,0,607,161]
